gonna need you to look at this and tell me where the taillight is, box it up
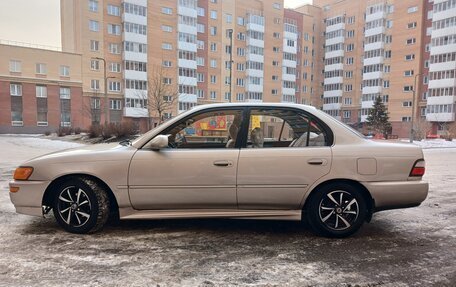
[410,160,425,177]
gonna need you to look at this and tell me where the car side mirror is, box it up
[145,134,169,150]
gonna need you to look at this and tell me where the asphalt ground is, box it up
[0,136,455,286]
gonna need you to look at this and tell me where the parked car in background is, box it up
[9,103,428,237]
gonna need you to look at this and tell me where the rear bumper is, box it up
[9,180,50,217]
[362,180,428,212]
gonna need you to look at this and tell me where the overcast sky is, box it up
[0,0,312,48]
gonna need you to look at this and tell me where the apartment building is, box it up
[426,0,456,133]
[0,43,84,133]
[313,0,429,137]
[60,0,322,131]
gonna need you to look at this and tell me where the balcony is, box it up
[325,36,344,46]
[365,26,385,37]
[324,76,343,85]
[426,95,456,106]
[284,31,298,41]
[362,71,382,80]
[364,41,384,52]
[123,32,147,44]
[282,59,297,68]
[123,51,147,62]
[246,83,263,93]
[323,103,341,111]
[282,73,296,82]
[282,87,296,95]
[323,90,343,98]
[178,59,197,69]
[429,61,456,72]
[325,49,344,59]
[124,107,148,118]
[361,100,374,109]
[179,93,198,102]
[178,6,197,18]
[246,53,264,63]
[178,41,197,52]
[324,63,344,72]
[426,112,455,122]
[246,23,265,33]
[122,13,147,26]
[246,69,264,78]
[432,7,456,22]
[365,10,386,22]
[326,22,345,33]
[178,76,197,86]
[283,43,297,54]
[428,78,456,89]
[363,56,383,66]
[247,38,264,48]
[362,86,382,94]
[124,70,147,81]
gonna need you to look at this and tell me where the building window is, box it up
[273,3,281,9]
[402,101,412,107]
[407,6,418,13]
[161,7,172,15]
[197,23,205,33]
[60,65,70,77]
[197,89,205,98]
[210,59,217,68]
[236,93,245,101]
[404,70,414,77]
[10,84,22,96]
[162,60,172,67]
[91,79,100,90]
[237,17,244,26]
[271,89,278,95]
[89,0,98,12]
[383,81,390,88]
[9,60,21,73]
[407,22,417,29]
[343,111,351,119]
[36,85,48,98]
[108,43,120,54]
[403,86,413,92]
[210,26,217,36]
[60,87,71,99]
[108,24,121,35]
[35,63,47,74]
[109,81,121,92]
[109,62,121,72]
[210,10,217,19]
[405,54,415,61]
[210,91,217,100]
[210,75,217,84]
[226,13,232,23]
[273,32,280,39]
[402,116,411,122]
[107,4,120,16]
[90,40,99,51]
[197,7,205,16]
[162,43,173,50]
[110,99,122,110]
[210,42,217,51]
[386,20,393,28]
[91,60,100,71]
[162,25,173,33]
[91,98,101,109]
[89,20,99,31]
[406,38,416,45]
[163,78,172,85]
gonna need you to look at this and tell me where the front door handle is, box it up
[307,159,327,165]
[213,160,233,167]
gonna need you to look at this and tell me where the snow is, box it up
[400,138,456,149]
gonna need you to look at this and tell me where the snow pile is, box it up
[401,139,456,149]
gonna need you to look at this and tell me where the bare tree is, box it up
[138,65,179,130]
[413,117,432,141]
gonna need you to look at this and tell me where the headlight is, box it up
[13,167,34,180]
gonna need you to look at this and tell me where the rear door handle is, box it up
[213,160,233,167]
[307,159,327,165]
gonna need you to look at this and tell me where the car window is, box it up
[247,109,328,148]
[163,109,244,149]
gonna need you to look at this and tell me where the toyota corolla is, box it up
[9,103,428,237]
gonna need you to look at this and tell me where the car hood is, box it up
[23,143,136,165]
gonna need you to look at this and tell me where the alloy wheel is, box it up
[318,190,359,231]
[57,186,92,228]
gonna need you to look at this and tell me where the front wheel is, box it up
[52,177,110,234]
[306,183,367,238]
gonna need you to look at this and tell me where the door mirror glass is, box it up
[146,134,169,150]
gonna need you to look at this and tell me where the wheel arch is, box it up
[302,178,374,221]
[42,174,119,213]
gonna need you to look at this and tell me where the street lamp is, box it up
[410,73,421,143]
[94,57,110,125]
[227,29,234,103]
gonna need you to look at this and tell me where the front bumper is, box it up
[362,180,429,212]
[9,180,50,217]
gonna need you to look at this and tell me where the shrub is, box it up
[44,131,51,136]
[57,127,73,137]
[74,127,82,135]
[88,124,102,138]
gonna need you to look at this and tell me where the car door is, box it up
[236,108,332,210]
[128,108,245,210]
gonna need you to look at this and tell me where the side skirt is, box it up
[119,208,302,221]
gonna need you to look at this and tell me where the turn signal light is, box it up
[9,186,20,193]
[410,160,425,177]
[13,167,34,180]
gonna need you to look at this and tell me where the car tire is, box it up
[52,177,110,234]
[306,182,367,238]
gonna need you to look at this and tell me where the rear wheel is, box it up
[52,177,110,234]
[306,183,367,238]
